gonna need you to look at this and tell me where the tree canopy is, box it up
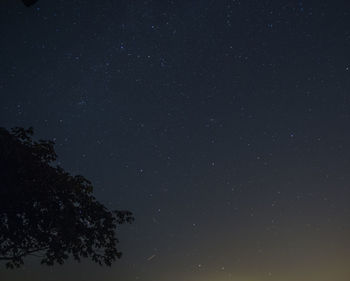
[0,127,134,268]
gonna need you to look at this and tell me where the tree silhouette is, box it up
[0,127,134,268]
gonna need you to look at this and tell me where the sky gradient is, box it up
[1,0,350,280]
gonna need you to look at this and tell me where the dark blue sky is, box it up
[1,1,350,280]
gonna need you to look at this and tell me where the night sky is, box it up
[1,0,350,280]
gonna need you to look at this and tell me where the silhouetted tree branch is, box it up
[0,127,134,269]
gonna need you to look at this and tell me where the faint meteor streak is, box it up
[147,254,156,261]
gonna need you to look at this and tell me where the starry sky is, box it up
[1,0,350,280]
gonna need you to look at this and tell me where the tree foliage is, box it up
[0,127,134,268]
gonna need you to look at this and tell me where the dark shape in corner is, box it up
[22,0,39,7]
